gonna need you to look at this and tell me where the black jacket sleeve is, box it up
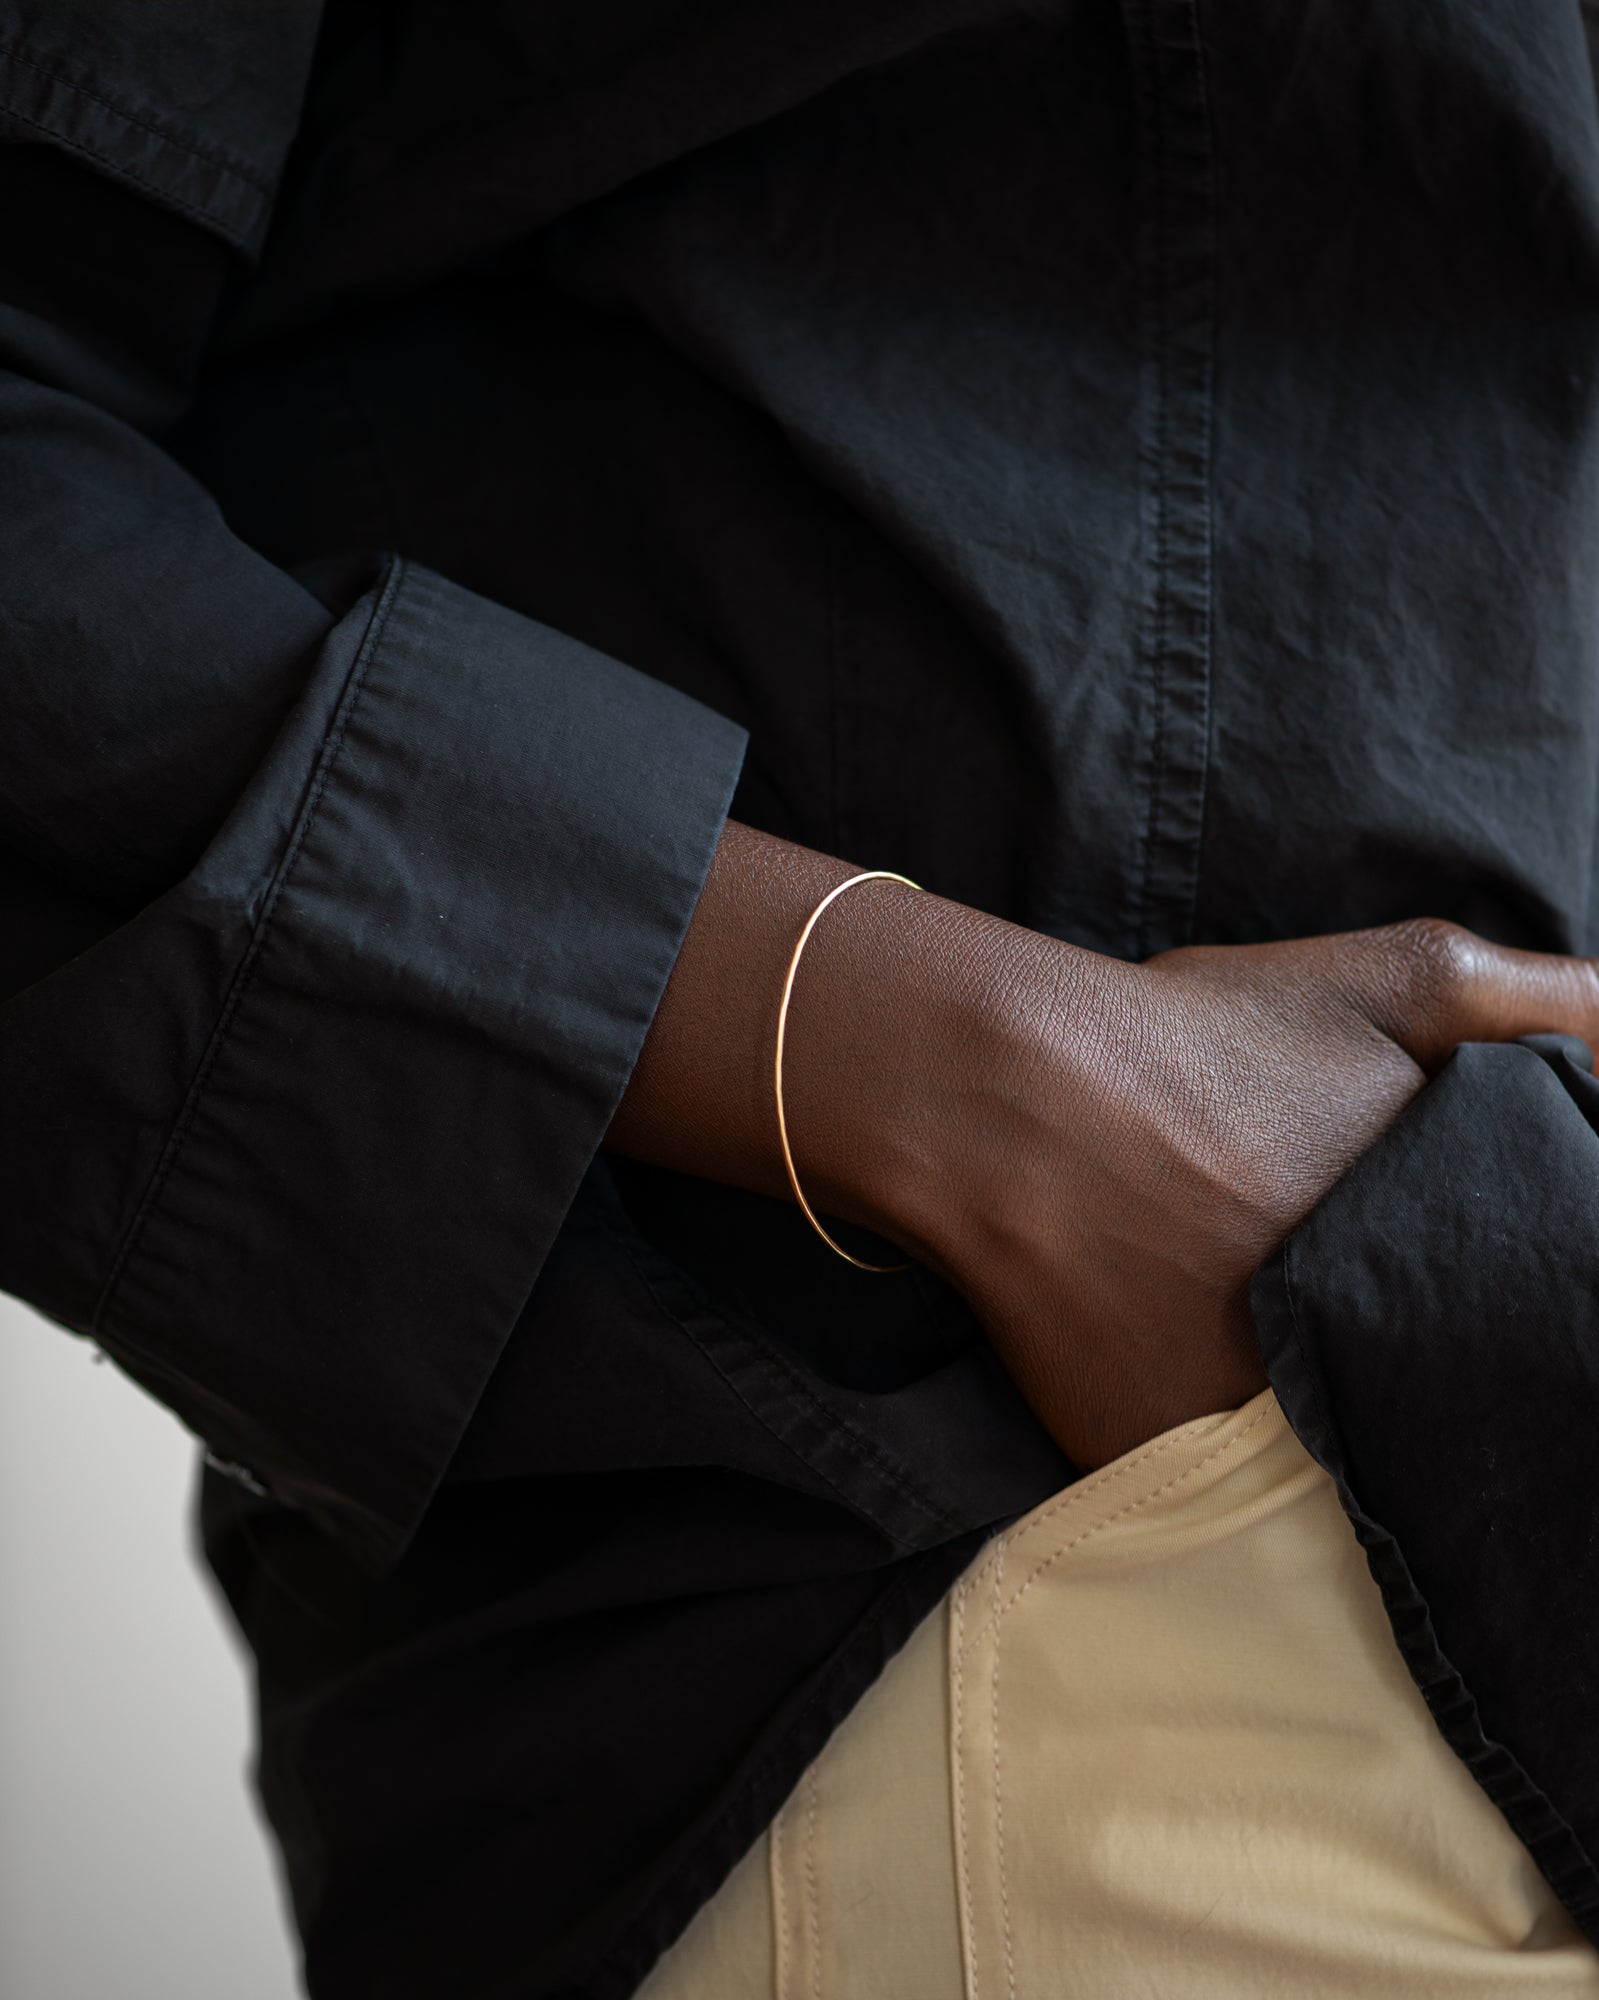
[0,9,747,1570]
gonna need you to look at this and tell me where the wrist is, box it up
[883,917,1139,1296]
[786,892,1121,1281]
[771,881,973,1256]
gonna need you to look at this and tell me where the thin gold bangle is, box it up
[773,869,922,1272]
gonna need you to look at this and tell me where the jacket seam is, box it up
[826,504,846,859]
[91,558,407,1340]
[0,38,274,189]
[1125,0,1216,957]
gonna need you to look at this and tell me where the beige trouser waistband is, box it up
[642,1389,1597,1999]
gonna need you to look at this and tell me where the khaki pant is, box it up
[643,1390,1597,1999]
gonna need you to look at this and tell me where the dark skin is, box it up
[608,819,1599,1468]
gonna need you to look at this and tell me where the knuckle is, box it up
[1384,917,1486,1012]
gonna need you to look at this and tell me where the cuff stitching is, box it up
[0,94,254,238]
[0,39,274,188]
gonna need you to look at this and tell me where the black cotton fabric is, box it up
[1252,1032,1599,1946]
[2,2,1599,1994]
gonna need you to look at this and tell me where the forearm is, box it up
[608,820,945,1243]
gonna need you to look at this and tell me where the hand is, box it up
[609,823,1599,1473]
[915,919,1599,1468]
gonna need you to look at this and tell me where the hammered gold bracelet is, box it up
[772,869,922,1272]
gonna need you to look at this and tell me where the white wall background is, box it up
[0,1292,301,1999]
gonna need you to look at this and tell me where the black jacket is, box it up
[3,3,1598,1994]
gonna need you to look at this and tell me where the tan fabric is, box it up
[642,1390,1598,1999]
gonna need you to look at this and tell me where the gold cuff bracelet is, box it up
[772,869,922,1272]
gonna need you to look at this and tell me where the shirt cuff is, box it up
[95,557,748,1571]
